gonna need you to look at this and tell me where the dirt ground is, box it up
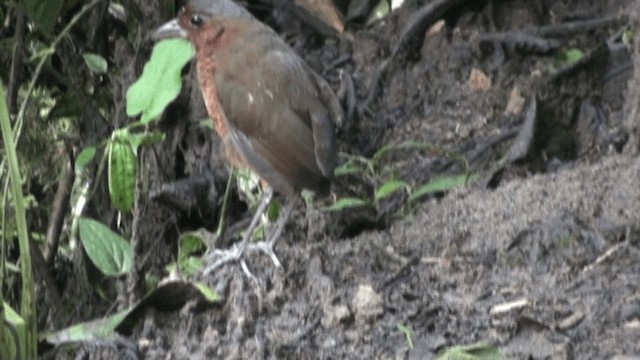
[43,0,640,358]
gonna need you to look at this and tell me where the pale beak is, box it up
[152,19,187,41]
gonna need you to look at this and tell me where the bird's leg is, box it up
[237,186,273,254]
[248,198,295,268]
[204,187,273,275]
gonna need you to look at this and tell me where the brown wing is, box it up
[213,26,339,196]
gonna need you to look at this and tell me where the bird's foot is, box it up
[203,190,295,281]
[244,239,283,268]
[203,242,245,275]
[203,237,283,278]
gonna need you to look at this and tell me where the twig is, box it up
[216,170,236,240]
[529,14,626,37]
[43,148,75,265]
[127,164,144,306]
[391,0,470,57]
[7,8,25,115]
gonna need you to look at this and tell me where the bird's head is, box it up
[153,0,252,50]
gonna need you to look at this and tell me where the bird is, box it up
[153,0,341,276]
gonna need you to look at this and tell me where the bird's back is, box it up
[205,21,339,196]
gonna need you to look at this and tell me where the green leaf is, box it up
[3,303,26,360]
[375,179,409,200]
[126,39,194,123]
[193,282,220,302]
[236,168,261,207]
[198,118,213,129]
[166,231,208,276]
[322,197,368,211]
[108,131,136,213]
[78,217,132,277]
[75,146,96,171]
[129,131,166,151]
[167,256,203,276]
[367,0,391,24]
[24,0,64,33]
[334,162,364,176]
[397,324,414,350]
[553,47,584,69]
[408,173,477,203]
[40,309,130,345]
[82,53,108,74]
[178,232,206,261]
[266,199,281,222]
[436,342,503,360]
[40,281,219,349]
[622,28,633,45]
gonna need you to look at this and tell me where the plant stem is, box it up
[1,80,37,358]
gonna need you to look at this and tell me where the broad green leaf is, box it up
[322,197,368,211]
[78,217,131,277]
[24,0,63,33]
[75,146,96,171]
[108,130,136,213]
[82,53,108,74]
[409,173,477,203]
[126,39,194,123]
[375,179,409,200]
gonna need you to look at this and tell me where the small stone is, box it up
[321,304,351,328]
[467,67,491,92]
[352,284,383,324]
[505,86,525,114]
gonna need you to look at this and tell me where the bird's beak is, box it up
[152,19,187,41]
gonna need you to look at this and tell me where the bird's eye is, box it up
[190,14,203,27]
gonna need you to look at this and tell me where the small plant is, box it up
[68,39,192,275]
[325,141,476,214]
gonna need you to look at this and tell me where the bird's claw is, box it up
[203,238,283,276]
[246,240,283,268]
[203,243,244,275]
